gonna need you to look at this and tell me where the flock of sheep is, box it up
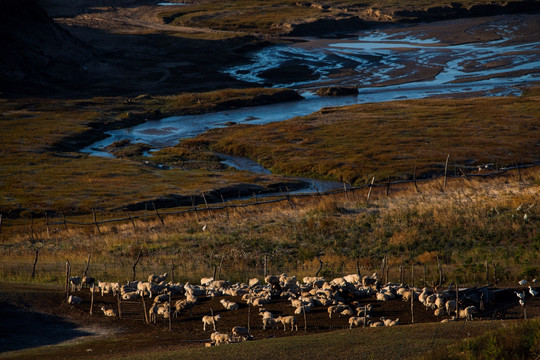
[66,272,536,346]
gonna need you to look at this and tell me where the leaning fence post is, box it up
[303,303,308,332]
[168,292,172,331]
[152,202,164,226]
[132,251,142,281]
[367,177,375,204]
[117,292,122,320]
[90,284,94,314]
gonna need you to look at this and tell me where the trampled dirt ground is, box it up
[1,281,539,358]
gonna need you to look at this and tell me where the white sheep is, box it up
[232,326,251,341]
[98,281,120,297]
[445,300,457,315]
[122,291,139,301]
[211,331,231,345]
[137,282,155,298]
[459,306,477,321]
[200,277,214,286]
[220,299,239,311]
[68,295,81,304]
[262,317,277,330]
[202,314,221,331]
[148,272,168,284]
[248,278,260,287]
[349,316,371,329]
[276,315,298,331]
[434,308,446,316]
[381,317,399,326]
[100,306,117,317]
[174,298,196,317]
[343,274,361,284]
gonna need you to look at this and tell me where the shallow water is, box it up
[82,14,540,178]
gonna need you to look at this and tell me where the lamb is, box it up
[248,278,260,287]
[148,273,168,284]
[174,299,196,317]
[445,300,457,315]
[101,306,117,317]
[202,314,221,331]
[459,306,477,321]
[211,331,231,346]
[69,276,82,292]
[68,295,81,304]
[232,326,252,341]
[276,315,298,331]
[349,316,371,329]
[303,276,325,288]
[381,317,399,326]
[220,299,239,311]
[149,303,159,324]
[82,276,95,289]
[153,293,170,303]
[343,274,361,284]
[434,308,446,316]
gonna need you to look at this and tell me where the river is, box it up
[82,14,540,181]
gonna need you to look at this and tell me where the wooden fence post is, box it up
[152,202,164,226]
[437,254,443,286]
[90,285,94,314]
[191,196,200,222]
[367,177,375,204]
[386,176,391,197]
[443,154,450,190]
[61,212,68,231]
[455,283,459,320]
[247,304,251,332]
[410,268,415,325]
[31,250,39,279]
[117,292,122,320]
[45,212,50,239]
[92,209,101,233]
[315,259,323,277]
[413,166,420,193]
[303,303,307,332]
[132,251,142,281]
[264,254,268,278]
[168,292,172,331]
[65,260,71,302]
[83,254,91,278]
[142,292,148,324]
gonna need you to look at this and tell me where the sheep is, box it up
[153,293,170,303]
[69,276,82,292]
[459,306,477,321]
[211,332,231,346]
[262,317,277,330]
[157,303,171,319]
[248,278,260,287]
[349,316,371,329]
[149,303,159,324]
[98,281,120,297]
[122,291,139,301]
[201,277,214,286]
[343,274,361,284]
[137,282,155,298]
[303,276,325,288]
[174,299,196,317]
[232,326,252,341]
[148,273,168,284]
[445,300,457,315]
[202,314,221,331]
[68,295,81,304]
[382,317,399,326]
[82,276,95,288]
[276,315,298,331]
[356,304,373,317]
[434,308,446,316]
[252,297,270,307]
[220,299,239,311]
[101,306,117,317]
[370,321,384,327]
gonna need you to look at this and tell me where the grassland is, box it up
[0,88,303,217]
[179,86,540,185]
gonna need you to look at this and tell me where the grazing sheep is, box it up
[370,321,384,327]
[340,307,354,316]
[202,314,221,331]
[211,332,231,346]
[148,273,168,284]
[252,297,270,307]
[69,276,82,292]
[101,306,117,317]
[382,317,399,326]
[220,299,239,311]
[232,326,252,341]
[276,315,298,331]
[68,295,81,304]
[343,274,361,284]
[349,316,371,329]
[262,317,277,330]
[459,306,477,321]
